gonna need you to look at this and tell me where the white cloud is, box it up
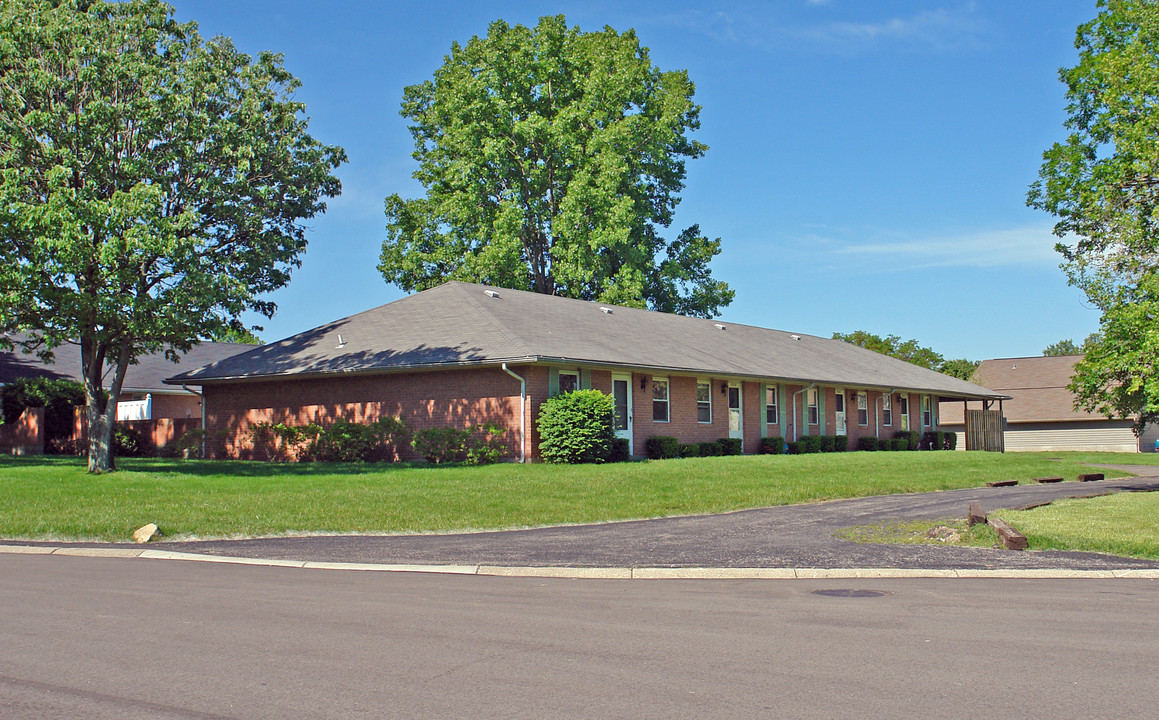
[655,4,988,55]
[826,225,1064,270]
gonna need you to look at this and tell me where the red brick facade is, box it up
[200,364,945,461]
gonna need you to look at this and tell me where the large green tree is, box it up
[0,0,345,471]
[1027,0,1159,433]
[831,330,979,381]
[379,15,733,317]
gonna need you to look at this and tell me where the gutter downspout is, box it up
[182,384,205,459]
[791,384,815,442]
[501,364,526,463]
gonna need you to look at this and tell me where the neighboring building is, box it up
[0,333,254,421]
[940,355,1158,453]
[169,282,1005,461]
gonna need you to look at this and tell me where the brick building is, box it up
[169,282,1004,461]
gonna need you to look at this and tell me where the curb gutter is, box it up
[2,544,1157,580]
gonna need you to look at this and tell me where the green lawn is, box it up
[0,451,1145,542]
[993,492,1159,560]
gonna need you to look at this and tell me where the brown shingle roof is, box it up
[0,333,254,393]
[168,282,1005,400]
[939,355,1106,424]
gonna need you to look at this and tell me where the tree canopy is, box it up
[831,330,979,381]
[1027,0,1159,432]
[0,0,345,470]
[379,15,733,318]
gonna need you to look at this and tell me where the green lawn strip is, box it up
[0,452,1139,542]
[992,492,1159,561]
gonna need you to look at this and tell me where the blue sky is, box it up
[171,0,1101,361]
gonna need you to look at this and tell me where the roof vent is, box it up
[483,290,500,298]
[600,307,613,314]
[714,323,726,330]
[336,334,347,349]
[790,334,801,341]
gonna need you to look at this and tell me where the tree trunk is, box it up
[86,397,115,473]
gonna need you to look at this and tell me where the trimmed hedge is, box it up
[894,430,920,451]
[798,436,822,454]
[699,440,723,456]
[609,438,632,463]
[678,443,700,458]
[920,431,958,451]
[889,438,909,451]
[857,436,879,451]
[759,436,785,454]
[831,435,849,452]
[786,441,802,455]
[645,435,681,460]
[718,437,743,456]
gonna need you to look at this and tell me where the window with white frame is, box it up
[807,388,819,425]
[765,385,778,425]
[558,371,579,394]
[922,395,932,427]
[857,391,869,426]
[653,378,670,422]
[882,394,892,426]
[696,381,712,423]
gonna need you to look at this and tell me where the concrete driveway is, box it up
[125,464,1159,571]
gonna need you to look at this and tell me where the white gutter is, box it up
[791,383,815,442]
[182,384,206,459]
[501,363,526,463]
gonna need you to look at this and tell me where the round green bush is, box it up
[537,389,615,464]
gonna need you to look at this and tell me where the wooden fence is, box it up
[965,409,1004,452]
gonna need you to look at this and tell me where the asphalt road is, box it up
[134,469,1159,570]
[2,553,1157,719]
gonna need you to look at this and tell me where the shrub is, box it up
[699,440,723,456]
[678,443,700,458]
[407,423,505,466]
[786,441,802,454]
[718,437,743,456]
[608,438,631,463]
[818,435,835,453]
[798,435,821,454]
[250,417,411,463]
[894,430,920,451]
[759,436,785,455]
[645,435,681,460]
[537,389,615,464]
[889,438,909,451]
[112,425,145,457]
[878,438,890,451]
[944,431,958,451]
[831,435,849,452]
[857,436,879,451]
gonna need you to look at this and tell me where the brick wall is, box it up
[205,365,537,461]
[0,407,44,455]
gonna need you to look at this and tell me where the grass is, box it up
[835,518,999,548]
[0,450,1146,542]
[992,492,1159,561]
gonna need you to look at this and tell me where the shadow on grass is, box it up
[0,454,469,478]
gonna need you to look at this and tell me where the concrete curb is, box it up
[3,544,1158,579]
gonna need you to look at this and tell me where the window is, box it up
[696,381,712,423]
[765,386,778,426]
[882,394,892,426]
[652,378,669,422]
[558,371,578,394]
[922,395,932,427]
[807,388,819,425]
[857,392,868,426]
